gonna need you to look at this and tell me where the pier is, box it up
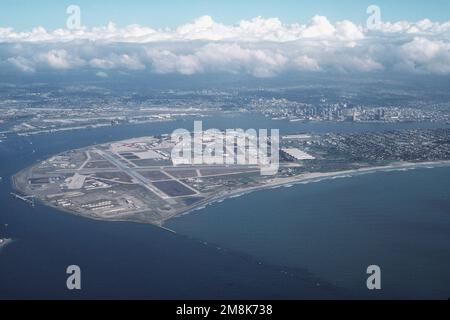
[10,192,35,206]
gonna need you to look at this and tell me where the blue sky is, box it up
[1,0,450,30]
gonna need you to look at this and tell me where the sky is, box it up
[1,0,450,30]
[1,1,450,78]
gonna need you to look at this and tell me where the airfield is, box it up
[12,133,309,226]
[14,127,450,227]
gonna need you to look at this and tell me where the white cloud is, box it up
[89,57,116,69]
[1,16,450,76]
[146,49,202,75]
[398,37,450,74]
[376,19,450,35]
[293,55,321,71]
[0,15,366,43]
[300,15,336,39]
[335,20,365,41]
[38,49,85,69]
[95,71,108,78]
[196,43,288,77]
[89,53,145,70]
[7,56,36,73]
[145,43,288,77]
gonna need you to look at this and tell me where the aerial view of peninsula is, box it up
[12,129,450,228]
[1,0,450,304]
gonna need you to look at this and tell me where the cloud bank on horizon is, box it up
[1,15,450,77]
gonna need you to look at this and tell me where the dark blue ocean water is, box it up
[168,167,450,299]
[0,115,449,299]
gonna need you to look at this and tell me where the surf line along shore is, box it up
[11,156,450,231]
[163,160,450,226]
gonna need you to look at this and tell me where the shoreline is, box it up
[162,160,450,226]
[11,160,450,232]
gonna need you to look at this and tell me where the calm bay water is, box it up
[0,115,449,299]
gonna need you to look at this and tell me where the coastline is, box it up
[162,160,450,226]
[11,160,450,231]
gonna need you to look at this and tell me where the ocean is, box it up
[0,115,449,299]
